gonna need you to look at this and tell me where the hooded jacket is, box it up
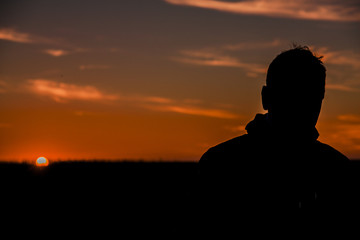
[198,113,350,232]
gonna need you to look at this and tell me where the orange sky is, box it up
[0,0,360,162]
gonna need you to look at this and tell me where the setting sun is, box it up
[36,157,49,167]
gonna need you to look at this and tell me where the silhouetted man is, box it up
[199,46,350,234]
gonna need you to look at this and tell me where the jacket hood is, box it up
[245,113,319,143]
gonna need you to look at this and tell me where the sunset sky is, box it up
[0,0,359,162]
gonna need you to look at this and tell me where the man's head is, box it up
[262,46,326,132]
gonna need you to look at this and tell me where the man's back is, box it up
[198,114,350,233]
[197,46,351,235]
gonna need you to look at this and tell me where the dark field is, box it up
[1,161,200,236]
[1,160,360,236]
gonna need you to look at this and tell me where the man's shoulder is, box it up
[199,136,350,164]
[314,140,350,163]
[199,134,250,163]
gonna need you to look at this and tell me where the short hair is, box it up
[266,45,326,96]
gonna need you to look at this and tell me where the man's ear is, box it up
[261,86,270,110]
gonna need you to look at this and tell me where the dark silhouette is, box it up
[0,161,199,237]
[1,47,357,237]
[199,46,351,234]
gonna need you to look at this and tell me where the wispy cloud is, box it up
[26,79,119,102]
[129,94,239,119]
[225,124,247,133]
[174,39,286,76]
[0,28,88,58]
[145,104,239,119]
[79,65,112,70]
[44,48,89,57]
[0,28,57,45]
[325,123,360,152]
[224,39,284,51]
[0,80,7,93]
[142,96,174,104]
[125,94,238,119]
[338,114,360,123]
[310,46,360,92]
[321,116,360,157]
[175,50,266,74]
[0,28,33,43]
[315,47,360,69]
[326,83,359,92]
[44,49,69,57]
[25,79,237,119]
[74,111,101,117]
[165,0,360,21]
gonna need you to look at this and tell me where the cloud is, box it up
[44,48,90,57]
[143,96,174,104]
[175,50,266,74]
[0,28,89,57]
[0,28,56,45]
[26,79,119,102]
[0,80,7,93]
[338,114,360,123]
[44,49,69,57]
[321,117,360,157]
[224,39,284,51]
[326,84,359,92]
[146,104,239,119]
[0,28,87,54]
[79,65,112,70]
[129,94,239,119]
[25,79,239,119]
[43,48,119,59]
[0,28,33,43]
[131,94,239,119]
[315,47,360,69]
[174,39,285,75]
[325,123,360,152]
[164,0,360,21]
[225,124,247,133]
[309,46,360,92]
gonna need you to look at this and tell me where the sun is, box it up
[36,156,49,167]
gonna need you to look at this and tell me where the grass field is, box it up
[1,160,360,236]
